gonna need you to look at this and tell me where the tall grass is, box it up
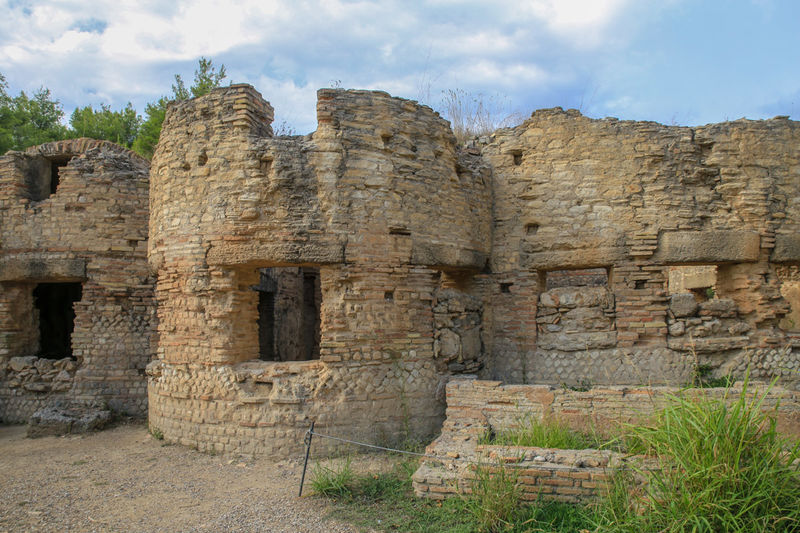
[465,461,522,532]
[486,414,608,450]
[310,457,354,498]
[595,374,800,532]
[311,454,593,532]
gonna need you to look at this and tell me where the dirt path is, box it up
[0,422,370,533]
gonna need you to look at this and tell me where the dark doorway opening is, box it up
[49,156,71,196]
[253,267,321,361]
[33,282,82,359]
[258,290,276,360]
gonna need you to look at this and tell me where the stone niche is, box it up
[776,265,800,335]
[536,269,616,352]
[665,265,751,353]
[433,287,484,374]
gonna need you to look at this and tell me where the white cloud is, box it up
[3,0,791,133]
[524,0,632,47]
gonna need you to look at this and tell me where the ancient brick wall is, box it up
[412,377,800,502]
[0,139,154,421]
[145,86,799,457]
[146,86,491,456]
[480,110,800,387]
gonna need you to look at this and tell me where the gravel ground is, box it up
[0,422,377,533]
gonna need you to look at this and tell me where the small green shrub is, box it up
[310,457,354,498]
[693,363,734,388]
[595,373,800,532]
[149,426,164,440]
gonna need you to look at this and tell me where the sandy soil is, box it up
[0,422,374,533]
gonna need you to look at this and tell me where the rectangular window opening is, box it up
[33,282,82,360]
[253,267,321,362]
[667,265,717,300]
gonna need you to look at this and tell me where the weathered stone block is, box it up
[772,235,800,263]
[0,257,86,282]
[412,243,487,270]
[699,298,737,317]
[655,231,760,263]
[9,356,38,372]
[522,247,627,271]
[437,329,460,359]
[26,401,112,438]
[668,265,717,293]
[539,286,610,309]
[670,293,698,317]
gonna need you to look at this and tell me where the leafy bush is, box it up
[595,375,800,532]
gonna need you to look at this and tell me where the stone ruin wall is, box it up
[0,84,797,458]
[146,85,491,456]
[145,85,800,457]
[483,109,800,387]
[0,139,155,422]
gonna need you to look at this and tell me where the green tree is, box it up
[132,57,226,158]
[131,97,169,159]
[69,102,142,148]
[0,73,12,154]
[0,76,68,154]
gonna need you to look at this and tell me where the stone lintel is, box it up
[521,247,626,271]
[771,234,800,263]
[0,257,86,282]
[206,242,345,267]
[654,231,760,264]
[411,242,487,271]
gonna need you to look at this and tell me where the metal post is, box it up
[298,420,315,497]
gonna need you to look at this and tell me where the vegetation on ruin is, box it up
[482,414,610,450]
[596,374,800,532]
[313,375,800,532]
[438,88,524,144]
[311,456,592,532]
[692,362,734,388]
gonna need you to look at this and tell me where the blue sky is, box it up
[1,0,798,134]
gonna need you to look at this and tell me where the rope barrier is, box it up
[297,421,505,496]
[309,428,504,464]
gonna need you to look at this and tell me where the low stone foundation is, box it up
[413,445,651,503]
[412,377,800,503]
